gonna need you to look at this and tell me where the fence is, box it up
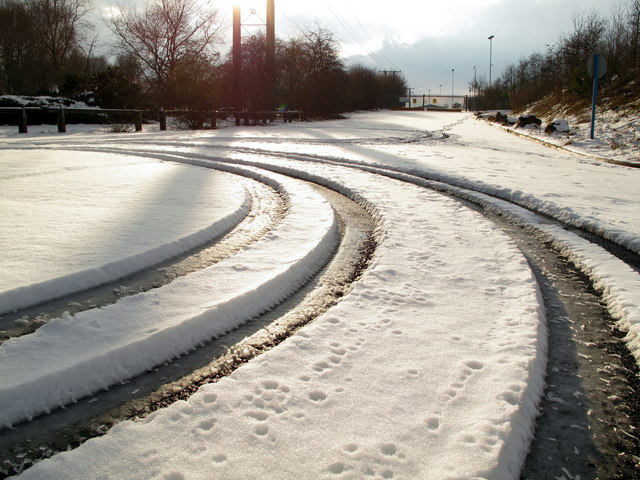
[0,107,306,133]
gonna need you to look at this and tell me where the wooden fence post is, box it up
[135,111,142,131]
[159,109,167,131]
[57,108,66,133]
[211,111,217,129]
[18,108,28,133]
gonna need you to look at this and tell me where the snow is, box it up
[502,109,640,167]
[0,95,98,109]
[0,165,339,428]
[0,109,638,479]
[0,150,251,313]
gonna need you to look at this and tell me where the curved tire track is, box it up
[2,144,639,479]
[0,174,285,344]
[0,160,379,478]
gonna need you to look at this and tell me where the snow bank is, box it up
[0,150,252,313]
[0,167,339,428]
[425,181,640,368]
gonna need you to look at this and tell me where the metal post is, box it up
[590,53,600,140]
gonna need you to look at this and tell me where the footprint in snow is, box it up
[308,390,328,402]
[197,419,216,431]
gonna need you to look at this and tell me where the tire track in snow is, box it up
[102,145,640,479]
[0,174,285,344]
[3,140,639,478]
[0,159,380,477]
[229,151,640,479]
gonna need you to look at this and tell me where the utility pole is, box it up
[266,0,275,110]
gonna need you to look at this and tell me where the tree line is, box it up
[0,0,407,119]
[471,0,640,112]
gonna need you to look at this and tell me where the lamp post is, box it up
[488,35,495,84]
[428,89,431,108]
[472,66,477,109]
[451,68,455,108]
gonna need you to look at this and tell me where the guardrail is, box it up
[0,107,306,133]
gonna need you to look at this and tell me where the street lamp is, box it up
[472,66,477,110]
[451,69,455,108]
[488,35,495,84]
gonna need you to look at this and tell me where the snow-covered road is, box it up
[1,111,639,479]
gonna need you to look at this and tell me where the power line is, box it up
[326,6,394,71]
[345,7,396,69]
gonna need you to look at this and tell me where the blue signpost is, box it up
[587,53,607,140]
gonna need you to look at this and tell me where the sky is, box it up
[96,0,619,95]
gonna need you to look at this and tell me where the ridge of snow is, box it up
[0,167,339,428]
[429,181,640,369]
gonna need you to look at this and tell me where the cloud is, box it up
[343,0,616,93]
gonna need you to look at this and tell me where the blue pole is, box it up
[590,54,600,140]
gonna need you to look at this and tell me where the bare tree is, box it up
[276,27,346,114]
[0,0,91,93]
[239,33,270,111]
[0,0,35,93]
[23,0,92,89]
[109,0,223,106]
[628,0,640,68]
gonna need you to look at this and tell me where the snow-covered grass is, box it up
[481,106,640,167]
[0,110,638,479]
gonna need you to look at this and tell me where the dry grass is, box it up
[518,76,639,125]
